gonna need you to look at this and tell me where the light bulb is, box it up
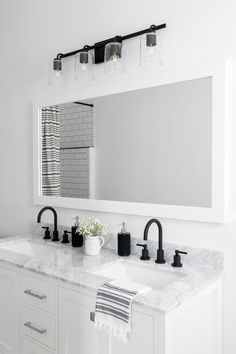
[111,54,119,63]
[148,47,155,55]
[81,63,88,71]
[54,70,61,78]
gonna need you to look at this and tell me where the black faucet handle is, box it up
[137,243,147,248]
[61,230,71,244]
[175,250,188,256]
[42,226,51,240]
[136,243,150,261]
[172,250,188,268]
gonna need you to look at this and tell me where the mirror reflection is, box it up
[41,77,212,207]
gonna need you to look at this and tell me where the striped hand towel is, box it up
[94,280,150,343]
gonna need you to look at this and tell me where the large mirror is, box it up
[41,78,212,207]
[33,63,227,222]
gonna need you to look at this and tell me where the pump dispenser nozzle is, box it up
[121,222,127,233]
[71,216,80,227]
[75,216,79,227]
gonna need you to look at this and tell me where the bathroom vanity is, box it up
[0,236,223,354]
[18,60,227,354]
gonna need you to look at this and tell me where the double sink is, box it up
[0,239,184,291]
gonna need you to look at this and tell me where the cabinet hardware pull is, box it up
[90,311,95,322]
[24,321,47,334]
[24,289,47,300]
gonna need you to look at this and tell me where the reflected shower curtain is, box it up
[41,106,60,196]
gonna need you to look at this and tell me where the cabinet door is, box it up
[101,311,154,354]
[58,287,102,354]
[0,266,19,354]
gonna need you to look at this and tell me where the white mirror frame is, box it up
[33,61,228,223]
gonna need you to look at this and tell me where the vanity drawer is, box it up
[21,336,54,354]
[21,305,56,349]
[21,274,56,314]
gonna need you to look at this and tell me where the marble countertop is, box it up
[0,234,223,313]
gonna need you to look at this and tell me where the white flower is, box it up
[76,217,107,237]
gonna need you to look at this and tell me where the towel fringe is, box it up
[94,320,129,343]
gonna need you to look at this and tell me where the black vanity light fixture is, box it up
[49,23,166,87]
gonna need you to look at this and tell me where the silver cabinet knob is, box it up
[90,311,95,322]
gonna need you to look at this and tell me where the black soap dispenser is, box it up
[71,216,83,247]
[118,222,131,257]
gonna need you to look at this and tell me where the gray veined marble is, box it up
[0,230,223,313]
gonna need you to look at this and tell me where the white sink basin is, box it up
[91,260,185,290]
[0,240,55,257]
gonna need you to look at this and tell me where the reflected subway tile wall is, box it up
[59,102,94,198]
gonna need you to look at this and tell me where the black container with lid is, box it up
[118,222,131,257]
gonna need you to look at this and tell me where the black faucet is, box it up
[143,218,165,264]
[37,206,59,242]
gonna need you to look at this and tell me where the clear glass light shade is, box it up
[104,42,124,74]
[140,32,163,68]
[49,58,67,87]
[75,51,94,81]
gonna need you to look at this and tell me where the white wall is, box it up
[0,1,235,353]
[94,78,212,207]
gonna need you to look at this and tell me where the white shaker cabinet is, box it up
[58,286,154,354]
[58,281,222,354]
[58,287,102,354]
[0,263,222,354]
[103,311,154,354]
[0,266,19,354]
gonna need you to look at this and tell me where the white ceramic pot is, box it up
[84,236,105,256]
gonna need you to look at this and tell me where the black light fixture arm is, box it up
[56,45,95,60]
[55,23,166,62]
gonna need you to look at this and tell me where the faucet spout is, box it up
[143,218,165,264]
[37,206,59,241]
